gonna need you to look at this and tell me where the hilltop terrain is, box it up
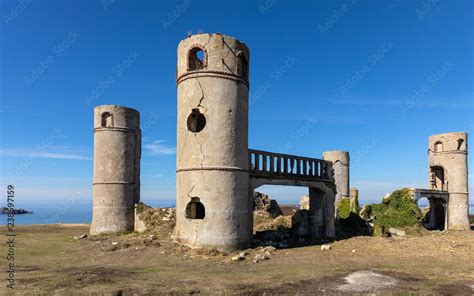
[1,216,473,295]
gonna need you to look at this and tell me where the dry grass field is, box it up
[1,222,473,295]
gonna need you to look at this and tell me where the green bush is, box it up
[365,188,422,236]
[338,198,351,219]
[350,191,359,214]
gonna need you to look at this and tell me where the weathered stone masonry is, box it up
[411,132,470,231]
[173,33,251,250]
[89,33,471,249]
[427,132,469,230]
[90,105,141,235]
[172,33,337,250]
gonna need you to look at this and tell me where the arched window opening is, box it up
[101,112,113,127]
[457,139,464,150]
[185,198,205,219]
[237,52,249,80]
[434,141,443,152]
[430,166,445,190]
[188,46,206,71]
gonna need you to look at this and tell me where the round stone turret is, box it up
[90,105,141,235]
[173,33,250,250]
[323,151,350,205]
[428,132,469,230]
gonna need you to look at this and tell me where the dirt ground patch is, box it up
[336,270,397,292]
[242,270,422,295]
[435,282,474,295]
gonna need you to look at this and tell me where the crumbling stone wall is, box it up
[254,191,283,218]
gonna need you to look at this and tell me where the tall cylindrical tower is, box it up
[90,105,141,235]
[428,132,469,230]
[174,33,250,250]
[323,151,350,205]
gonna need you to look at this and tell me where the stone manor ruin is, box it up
[89,33,470,250]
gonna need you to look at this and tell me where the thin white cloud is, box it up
[144,140,176,155]
[0,147,92,160]
[326,97,472,108]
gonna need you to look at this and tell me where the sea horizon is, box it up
[3,201,474,225]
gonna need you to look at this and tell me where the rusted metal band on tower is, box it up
[177,70,249,87]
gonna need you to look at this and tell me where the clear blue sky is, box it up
[1,0,472,207]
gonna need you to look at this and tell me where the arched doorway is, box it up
[431,200,446,230]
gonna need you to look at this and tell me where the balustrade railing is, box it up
[248,149,333,181]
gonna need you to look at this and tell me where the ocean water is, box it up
[2,201,473,225]
[2,200,175,225]
[11,206,92,225]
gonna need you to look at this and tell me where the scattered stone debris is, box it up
[253,253,270,263]
[321,244,332,251]
[263,246,276,253]
[388,227,406,237]
[337,271,397,292]
[231,252,248,262]
[134,203,176,235]
[254,192,283,218]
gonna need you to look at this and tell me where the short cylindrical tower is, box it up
[323,151,350,203]
[350,188,359,201]
[428,132,469,230]
[90,105,141,235]
[173,33,250,250]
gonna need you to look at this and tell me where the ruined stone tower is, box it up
[173,33,250,250]
[90,105,141,235]
[428,132,469,230]
[323,151,350,207]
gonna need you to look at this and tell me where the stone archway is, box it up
[249,178,336,239]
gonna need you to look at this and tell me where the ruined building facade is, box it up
[90,105,141,235]
[88,33,470,247]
